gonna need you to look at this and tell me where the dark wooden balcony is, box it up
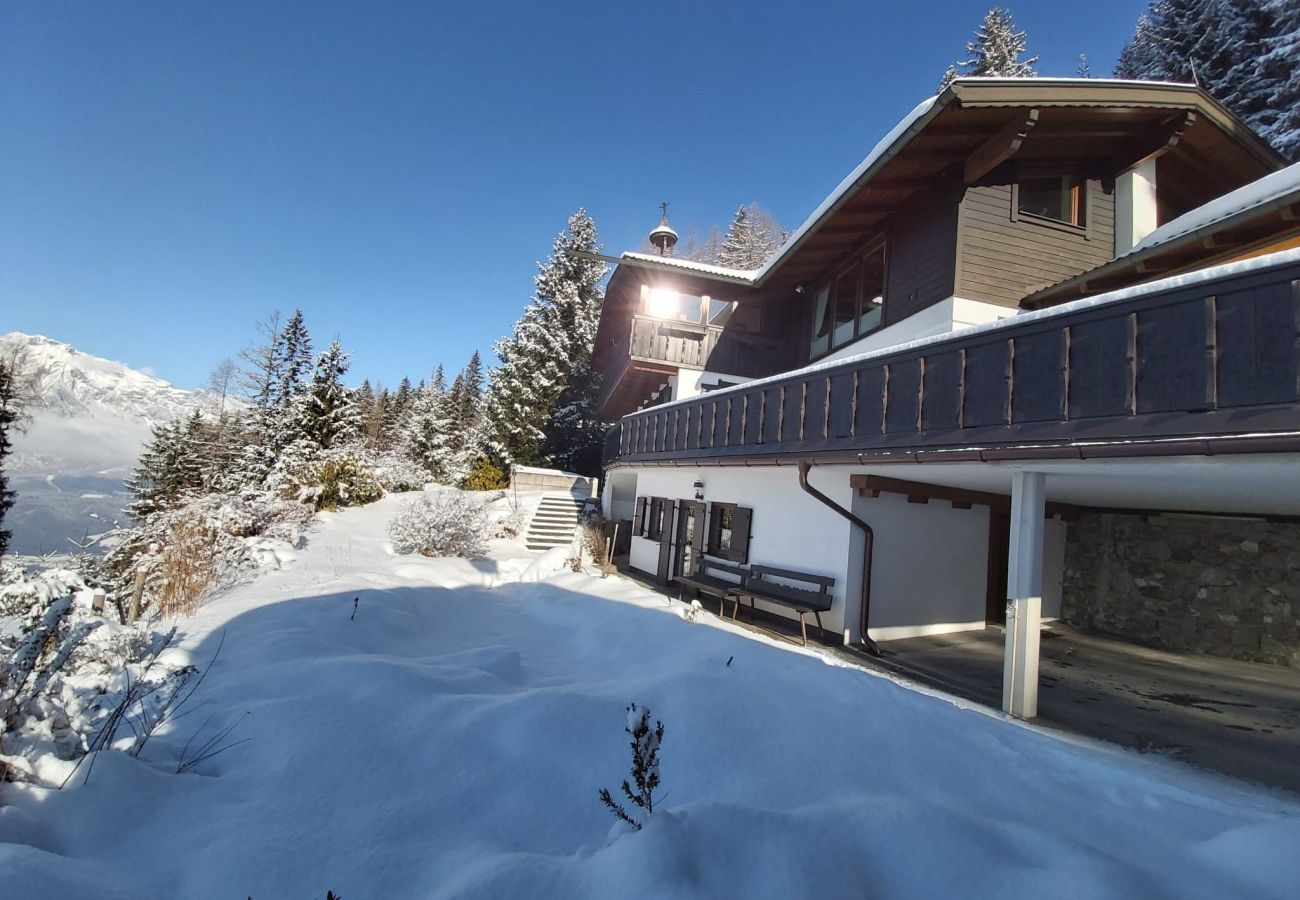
[606,256,1300,467]
[597,315,778,419]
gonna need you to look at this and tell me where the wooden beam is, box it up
[850,474,1078,518]
[964,109,1039,184]
[1109,110,1196,176]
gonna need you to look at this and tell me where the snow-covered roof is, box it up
[618,252,758,283]
[1127,161,1300,257]
[630,246,1300,417]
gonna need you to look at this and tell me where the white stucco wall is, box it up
[626,466,858,638]
[617,464,1068,645]
[1115,159,1159,255]
[853,491,992,641]
[603,470,639,521]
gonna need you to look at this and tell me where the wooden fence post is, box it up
[128,570,146,623]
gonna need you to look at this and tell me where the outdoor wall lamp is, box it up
[693,479,705,501]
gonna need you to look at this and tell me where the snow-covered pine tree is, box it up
[941,7,1039,86]
[1259,0,1300,160]
[1115,0,1295,161]
[126,411,208,521]
[385,376,415,441]
[276,309,313,409]
[451,351,484,437]
[540,361,604,475]
[1077,52,1092,78]
[298,340,358,451]
[0,354,23,558]
[403,377,455,483]
[716,204,786,270]
[484,209,607,467]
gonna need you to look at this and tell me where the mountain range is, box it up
[2,332,212,556]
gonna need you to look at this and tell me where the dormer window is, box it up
[1017,175,1087,228]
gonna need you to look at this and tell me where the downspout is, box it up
[797,462,881,657]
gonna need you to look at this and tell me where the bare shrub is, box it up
[156,513,220,617]
[388,490,488,558]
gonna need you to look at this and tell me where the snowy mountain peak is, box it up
[1,331,210,425]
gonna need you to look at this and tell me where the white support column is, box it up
[1115,159,1159,255]
[1003,471,1046,719]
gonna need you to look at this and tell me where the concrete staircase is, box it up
[524,494,587,551]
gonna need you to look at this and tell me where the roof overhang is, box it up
[742,79,1284,297]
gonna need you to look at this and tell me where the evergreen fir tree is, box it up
[0,356,22,558]
[1077,52,1092,78]
[298,340,358,451]
[484,209,607,466]
[540,361,605,475]
[404,379,455,483]
[716,204,786,270]
[1115,0,1295,160]
[126,411,207,520]
[386,377,415,438]
[1258,0,1300,160]
[276,309,314,409]
[942,7,1038,85]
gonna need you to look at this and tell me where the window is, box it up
[645,497,670,540]
[832,265,858,347]
[1017,175,1087,228]
[859,243,885,334]
[808,241,887,360]
[706,502,752,563]
[643,286,709,322]
[809,285,832,357]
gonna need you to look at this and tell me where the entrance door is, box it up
[655,500,678,584]
[674,501,706,579]
[986,508,1010,625]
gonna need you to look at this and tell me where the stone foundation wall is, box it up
[1061,513,1300,667]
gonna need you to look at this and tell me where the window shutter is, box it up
[731,507,752,563]
[634,497,647,536]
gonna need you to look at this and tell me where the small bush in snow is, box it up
[292,450,384,511]
[388,491,487,558]
[369,450,429,493]
[599,703,665,831]
[463,456,508,491]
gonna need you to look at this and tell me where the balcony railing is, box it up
[629,315,723,369]
[605,256,1300,466]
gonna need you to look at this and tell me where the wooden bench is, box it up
[735,565,835,646]
[673,560,749,619]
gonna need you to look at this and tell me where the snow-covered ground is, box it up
[2,491,1298,899]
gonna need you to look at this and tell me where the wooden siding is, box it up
[884,183,961,326]
[957,181,1115,307]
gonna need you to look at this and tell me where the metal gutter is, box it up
[797,462,880,657]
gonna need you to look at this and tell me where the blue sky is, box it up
[1,0,1142,390]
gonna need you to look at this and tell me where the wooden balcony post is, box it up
[1003,470,1046,719]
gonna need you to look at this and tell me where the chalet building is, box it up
[593,78,1300,722]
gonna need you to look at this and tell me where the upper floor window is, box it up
[1017,175,1087,228]
[809,241,886,359]
[642,285,736,327]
